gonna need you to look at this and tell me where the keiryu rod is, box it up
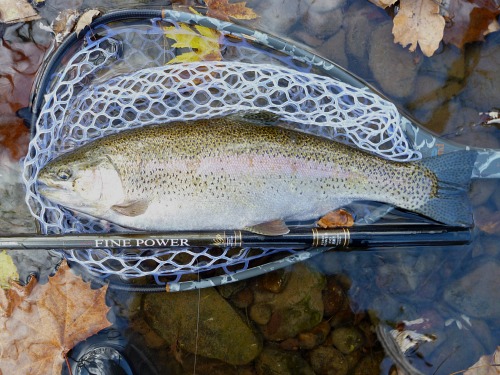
[0,224,472,251]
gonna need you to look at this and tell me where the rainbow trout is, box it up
[37,118,476,234]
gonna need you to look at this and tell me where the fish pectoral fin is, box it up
[244,219,290,236]
[111,200,149,217]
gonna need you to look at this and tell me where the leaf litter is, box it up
[371,0,500,56]
[0,260,110,375]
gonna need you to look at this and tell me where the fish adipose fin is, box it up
[416,150,477,227]
[245,219,290,235]
[111,200,149,217]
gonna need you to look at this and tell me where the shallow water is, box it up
[0,0,499,374]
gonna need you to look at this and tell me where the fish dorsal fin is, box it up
[244,219,290,236]
[111,199,149,217]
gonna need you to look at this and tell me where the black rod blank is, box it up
[0,224,472,251]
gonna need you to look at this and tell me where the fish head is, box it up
[36,153,125,215]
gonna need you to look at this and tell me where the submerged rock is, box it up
[255,345,314,375]
[251,263,325,341]
[443,259,500,320]
[309,346,348,375]
[330,327,364,354]
[368,21,420,99]
[143,287,262,365]
[461,36,500,111]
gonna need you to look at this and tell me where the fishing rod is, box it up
[0,224,472,251]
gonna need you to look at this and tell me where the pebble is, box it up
[252,263,325,341]
[297,320,331,349]
[301,7,343,40]
[322,277,347,317]
[353,353,384,375]
[255,345,314,375]
[444,259,500,320]
[250,303,272,325]
[250,0,300,36]
[343,1,386,77]
[407,76,463,130]
[426,327,487,375]
[230,287,254,309]
[461,34,500,111]
[318,29,349,70]
[330,327,364,354]
[419,44,465,81]
[368,21,420,99]
[470,179,498,207]
[309,346,348,375]
[257,268,290,294]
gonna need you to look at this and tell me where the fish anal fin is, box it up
[111,200,149,217]
[245,219,290,236]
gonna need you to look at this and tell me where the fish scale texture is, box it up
[22,18,419,281]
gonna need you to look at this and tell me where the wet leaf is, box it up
[75,9,101,37]
[204,0,258,21]
[392,0,446,57]
[0,251,18,289]
[442,0,500,48]
[0,0,40,24]
[163,23,222,63]
[317,209,354,228]
[0,260,111,374]
[464,346,500,375]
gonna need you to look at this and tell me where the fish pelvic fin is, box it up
[416,150,477,226]
[111,199,149,217]
[244,219,290,236]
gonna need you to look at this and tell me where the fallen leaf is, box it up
[0,115,30,160]
[0,260,111,374]
[464,346,500,375]
[392,0,446,57]
[317,209,354,228]
[0,0,40,24]
[204,0,258,21]
[164,23,223,63]
[442,0,500,48]
[0,251,18,289]
[75,9,101,37]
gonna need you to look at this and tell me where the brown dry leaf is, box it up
[204,0,258,21]
[317,209,354,228]
[463,346,500,375]
[442,0,500,48]
[0,0,39,24]
[393,0,446,57]
[75,9,101,36]
[0,260,111,374]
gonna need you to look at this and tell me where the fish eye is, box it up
[56,168,72,181]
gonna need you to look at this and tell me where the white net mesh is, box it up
[22,16,420,282]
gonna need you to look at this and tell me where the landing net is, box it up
[22,13,420,285]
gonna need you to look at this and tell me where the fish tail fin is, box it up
[415,150,477,226]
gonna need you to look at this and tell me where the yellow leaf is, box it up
[0,250,18,289]
[392,0,445,57]
[163,23,222,63]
